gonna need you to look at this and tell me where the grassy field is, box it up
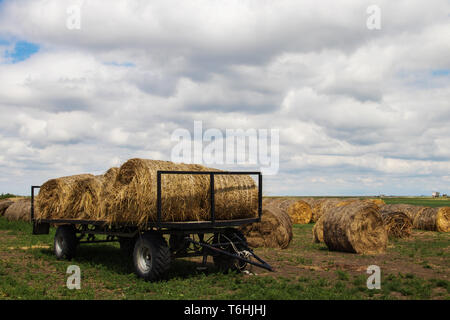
[382,197,450,208]
[0,193,18,200]
[0,213,448,300]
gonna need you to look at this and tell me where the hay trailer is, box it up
[31,170,273,281]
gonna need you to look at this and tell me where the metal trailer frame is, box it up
[31,170,273,272]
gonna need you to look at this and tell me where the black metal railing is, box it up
[30,171,262,229]
[156,170,262,227]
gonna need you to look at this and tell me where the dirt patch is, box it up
[251,228,449,283]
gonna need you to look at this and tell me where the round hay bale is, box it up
[65,175,106,219]
[413,207,450,232]
[4,199,32,222]
[436,207,450,232]
[365,199,385,207]
[0,199,14,216]
[312,214,325,243]
[104,159,257,225]
[36,174,94,220]
[311,198,341,223]
[35,160,257,226]
[262,198,312,224]
[97,167,120,220]
[379,210,412,238]
[300,198,316,206]
[322,201,388,254]
[310,199,326,223]
[313,200,357,243]
[239,203,293,249]
[284,199,312,224]
[104,167,120,182]
[380,204,426,222]
[336,199,385,208]
[336,199,359,207]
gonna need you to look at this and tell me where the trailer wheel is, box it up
[133,232,171,281]
[118,237,135,258]
[213,228,248,273]
[54,225,77,260]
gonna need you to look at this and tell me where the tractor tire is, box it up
[212,228,248,273]
[133,232,171,281]
[54,225,77,260]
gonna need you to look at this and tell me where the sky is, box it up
[0,0,449,196]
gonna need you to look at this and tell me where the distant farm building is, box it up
[432,191,440,198]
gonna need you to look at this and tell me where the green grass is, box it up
[0,193,18,200]
[382,197,450,208]
[0,215,448,300]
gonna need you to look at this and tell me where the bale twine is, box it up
[379,209,412,238]
[36,174,94,220]
[0,199,14,216]
[322,201,388,254]
[413,207,450,232]
[262,198,312,224]
[239,203,293,249]
[4,199,32,222]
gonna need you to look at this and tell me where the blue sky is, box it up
[432,70,450,77]
[2,40,40,63]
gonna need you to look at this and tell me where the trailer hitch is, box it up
[184,237,274,272]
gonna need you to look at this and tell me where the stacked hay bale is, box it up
[322,201,388,254]
[240,201,293,249]
[413,207,450,232]
[0,199,14,216]
[36,174,94,220]
[96,167,120,220]
[4,199,32,222]
[103,159,257,225]
[64,168,120,220]
[263,198,312,224]
[379,209,413,238]
[36,159,258,227]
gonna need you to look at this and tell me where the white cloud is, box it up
[0,0,449,196]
